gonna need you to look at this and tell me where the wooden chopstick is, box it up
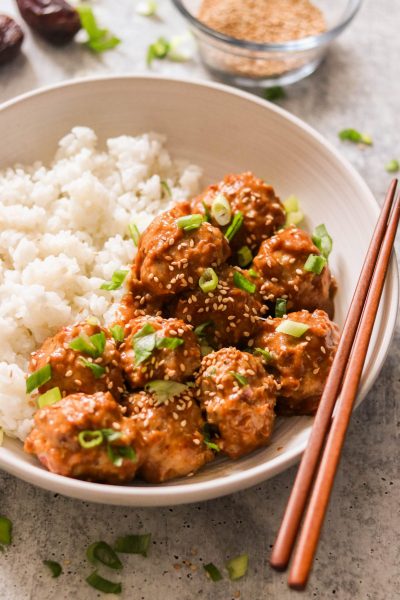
[288,193,400,589]
[270,179,399,572]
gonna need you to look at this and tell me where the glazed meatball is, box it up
[119,316,201,388]
[29,321,125,400]
[196,348,277,458]
[112,279,164,329]
[252,310,339,415]
[192,172,285,252]
[125,388,213,482]
[253,225,336,317]
[172,265,267,349]
[24,392,140,484]
[133,203,230,296]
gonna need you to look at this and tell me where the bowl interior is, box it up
[0,76,397,506]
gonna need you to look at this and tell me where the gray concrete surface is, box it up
[0,1,399,598]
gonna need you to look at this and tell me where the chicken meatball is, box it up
[172,265,267,349]
[24,392,140,484]
[125,388,213,482]
[28,321,125,400]
[119,316,201,389]
[133,203,230,296]
[192,172,285,252]
[196,348,277,458]
[252,310,339,415]
[253,225,336,317]
[112,279,164,329]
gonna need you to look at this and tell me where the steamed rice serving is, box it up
[0,127,203,441]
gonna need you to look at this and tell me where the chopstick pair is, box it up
[269,179,400,589]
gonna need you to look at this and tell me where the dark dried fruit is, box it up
[16,0,81,45]
[0,15,24,66]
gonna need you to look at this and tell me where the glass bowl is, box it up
[172,0,363,87]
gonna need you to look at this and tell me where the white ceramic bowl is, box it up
[0,76,397,506]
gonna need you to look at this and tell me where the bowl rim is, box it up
[172,0,363,52]
[0,74,397,506]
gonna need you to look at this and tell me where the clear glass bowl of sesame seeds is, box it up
[172,0,363,88]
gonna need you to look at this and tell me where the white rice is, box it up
[0,127,203,441]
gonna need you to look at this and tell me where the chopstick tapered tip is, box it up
[269,557,288,572]
[288,579,308,591]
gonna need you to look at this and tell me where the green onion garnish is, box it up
[147,37,170,66]
[199,268,219,293]
[225,211,244,242]
[107,444,136,467]
[38,387,61,409]
[102,429,123,443]
[114,533,151,556]
[176,213,204,232]
[264,86,286,102]
[76,6,121,53]
[160,180,172,197]
[312,224,333,259]
[0,517,12,545]
[202,200,211,222]
[229,371,248,387]
[203,562,223,581]
[226,554,249,580]
[304,254,327,275]
[156,336,184,350]
[43,560,62,578]
[132,323,157,366]
[275,298,287,318]
[136,0,158,16]
[385,159,399,173]
[86,316,100,326]
[100,270,129,291]
[201,344,214,357]
[248,268,259,279]
[233,271,256,294]
[194,321,213,338]
[87,541,123,570]
[211,194,232,226]
[339,128,372,145]
[203,423,220,452]
[128,223,140,246]
[78,430,104,449]
[237,246,253,268]
[276,320,309,338]
[254,348,273,363]
[26,364,52,394]
[145,380,189,403]
[285,211,304,226]
[283,195,304,227]
[86,571,122,594]
[79,358,106,379]
[110,324,125,343]
[70,331,106,359]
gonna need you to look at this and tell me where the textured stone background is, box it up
[0,1,399,598]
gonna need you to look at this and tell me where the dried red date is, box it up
[0,15,24,66]
[16,0,81,45]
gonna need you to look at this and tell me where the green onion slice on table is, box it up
[203,562,223,581]
[0,516,12,545]
[87,541,123,570]
[114,533,152,556]
[226,554,249,580]
[43,560,62,578]
[86,570,122,594]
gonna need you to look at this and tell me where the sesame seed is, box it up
[181,420,187,427]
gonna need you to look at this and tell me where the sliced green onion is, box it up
[285,210,304,226]
[107,444,136,467]
[194,321,213,338]
[248,268,259,279]
[110,324,125,343]
[304,254,327,275]
[276,320,309,338]
[339,128,372,145]
[102,429,123,443]
[69,331,106,359]
[211,194,232,226]
[202,200,211,222]
[203,562,223,581]
[275,298,287,318]
[78,430,104,449]
[0,517,12,545]
[312,224,333,259]
[225,211,244,242]
[385,159,399,173]
[136,0,158,17]
[79,358,106,379]
[204,439,220,452]
[128,222,140,246]
[254,348,273,363]
[43,560,62,578]
[199,268,219,293]
[38,387,62,409]
[90,332,106,356]
[145,380,188,403]
[283,195,300,213]
[229,371,248,387]
[100,270,129,291]
[87,541,123,570]
[114,533,151,556]
[176,214,204,232]
[147,37,170,65]
[200,343,214,357]
[203,423,220,452]
[76,6,121,54]
[156,336,184,350]
[26,364,52,394]
[226,554,249,580]
[237,246,253,268]
[86,570,122,594]
[160,180,172,197]
[264,86,285,102]
[86,316,100,326]
[167,33,193,62]
[233,271,256,294]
